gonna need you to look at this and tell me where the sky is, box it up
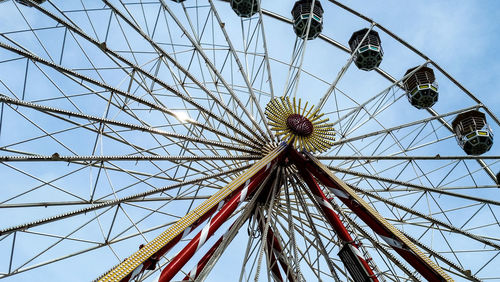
[208,1,500,280]
[1,0,500,281]
[344,0,500,112]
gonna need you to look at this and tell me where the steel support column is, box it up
[158,166,278,281]
[290,150,453,281]
[293,158,378,281]
[97,144,286,282]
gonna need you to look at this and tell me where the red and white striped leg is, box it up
[293,150,452,282]
[182,234,223,281]
[181,214,247,282]
[127,199,230,280]
[98,144,287,282]
[292,156,378,282]
[158,163,279,281]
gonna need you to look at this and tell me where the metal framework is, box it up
[0,0,499,281]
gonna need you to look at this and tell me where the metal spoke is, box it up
[0,1,498,281]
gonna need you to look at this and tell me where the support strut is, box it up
[97,144,286,282]
[257,211,297,282]
[182,231,225,281]
[290,150,453,282]
[294,165,378,281]
[158,167,278,281]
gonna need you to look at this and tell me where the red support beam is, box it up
[290,150,452,281]
[99,144,287,282]
[293,158,378,281]
[125,198,229,280]
[182,234,223,281]
[257,214,297,282]
[158,164,277,281]
[182,216,244,282]
[264,241,284,282]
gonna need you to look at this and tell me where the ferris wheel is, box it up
[0,0,499,281]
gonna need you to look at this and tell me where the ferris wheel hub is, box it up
[265,97,336,153]
[286,114,314,136]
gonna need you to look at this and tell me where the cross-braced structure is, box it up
[0,0,499,281]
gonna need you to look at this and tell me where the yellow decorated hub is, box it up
[265,97,335,153]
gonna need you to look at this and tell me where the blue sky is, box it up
[1,0,500,281]
[346,0,500,111]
